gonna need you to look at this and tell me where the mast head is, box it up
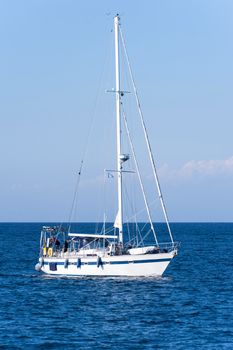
[114,14,120,23]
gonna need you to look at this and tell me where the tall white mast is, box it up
[114,14,123,244]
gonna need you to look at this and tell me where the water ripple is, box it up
[1,223,233,349]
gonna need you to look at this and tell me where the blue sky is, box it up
[0,0,232,222]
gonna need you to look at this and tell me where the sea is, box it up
[0,222,233,349]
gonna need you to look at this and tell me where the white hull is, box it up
[39,251,176,277]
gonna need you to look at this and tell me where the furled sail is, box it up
[114,211,121,229]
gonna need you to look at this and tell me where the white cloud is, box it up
[179,156,233,176]
[159,156,233,179]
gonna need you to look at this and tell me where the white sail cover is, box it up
[114,211,121,229]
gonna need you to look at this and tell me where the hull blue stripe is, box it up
[43,258,171,266]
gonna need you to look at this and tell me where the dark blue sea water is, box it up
[1,223,233,349]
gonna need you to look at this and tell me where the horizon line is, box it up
[0,221,232,224]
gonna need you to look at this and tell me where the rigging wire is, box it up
[122,104,159,246]
[119,27,174,245]
[67,29,113,231]
[67,161,84,233]
[122,180,142,244]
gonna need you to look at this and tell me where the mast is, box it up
[114,14,123,244]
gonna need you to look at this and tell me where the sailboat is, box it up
[35,15,178,277]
